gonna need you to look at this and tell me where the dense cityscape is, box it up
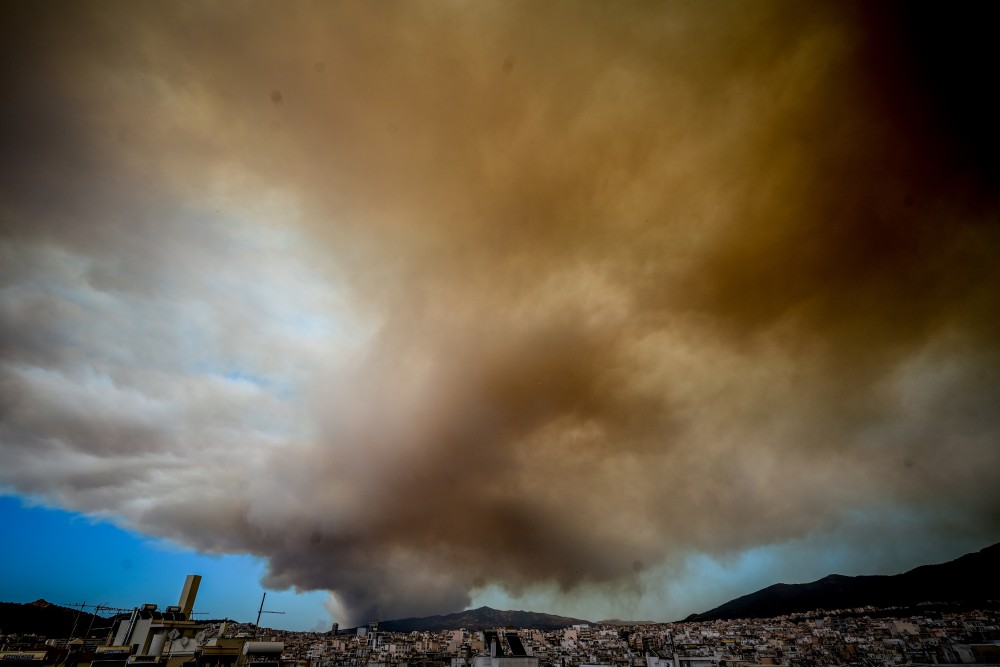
[201,608,1000,667]
[3,593,998,667]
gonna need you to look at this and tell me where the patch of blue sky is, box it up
[196,364,298,405]
[0,495,331,632]
[223,374,306,420]
[221,370,273,388]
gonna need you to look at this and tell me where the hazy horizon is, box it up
[0,495,996,630]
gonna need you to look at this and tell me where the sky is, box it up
[0,497,331,632]
[1,0,999,632]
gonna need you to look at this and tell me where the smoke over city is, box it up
[2,2,999,626]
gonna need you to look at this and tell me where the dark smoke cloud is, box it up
[2,1,999,625]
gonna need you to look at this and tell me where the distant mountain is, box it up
[690,542,1000,621]
[378,606,591,632]
[0,599,115,638]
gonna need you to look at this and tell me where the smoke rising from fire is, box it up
[2,1,999,625]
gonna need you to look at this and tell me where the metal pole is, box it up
[256,593,266,637]
[84,603,106,639]
[68,602,87,639]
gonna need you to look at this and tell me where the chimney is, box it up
[178,574,202,617]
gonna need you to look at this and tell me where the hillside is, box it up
[379,606,591,632]
[690,542,1000,621]
[0,599,114,638]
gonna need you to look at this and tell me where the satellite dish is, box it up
[167,629,181,640]
[195,631,207,643]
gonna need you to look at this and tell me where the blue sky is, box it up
[0,496,331,632]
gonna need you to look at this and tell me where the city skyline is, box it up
[2,1,999,633]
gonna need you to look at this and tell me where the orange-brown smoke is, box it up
[2,1,999,625]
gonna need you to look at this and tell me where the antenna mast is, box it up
[254,593,285,637]
[66,601,87,639]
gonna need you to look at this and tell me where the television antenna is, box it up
[66,601,88,638]
[64,602,130,638]
[85,604,130,638]
[254,593,285,637]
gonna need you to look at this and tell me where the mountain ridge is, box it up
[0,600,112,638]
[689,542,1000,621]
[377,606,592,632]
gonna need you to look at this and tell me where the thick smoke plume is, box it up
[2,1,999,625]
